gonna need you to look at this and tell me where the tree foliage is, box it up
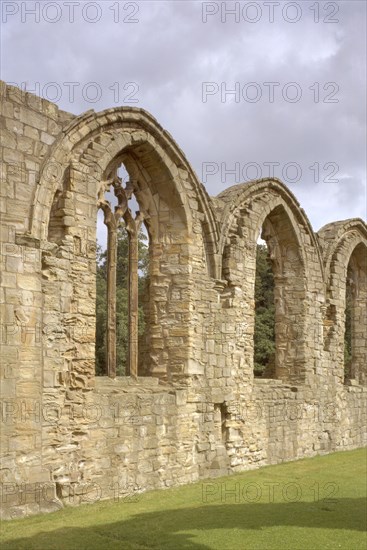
[254,244,276,377]
[95,226,149,376]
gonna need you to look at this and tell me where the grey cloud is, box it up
[2,0,365,230]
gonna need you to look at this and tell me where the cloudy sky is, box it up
[1,0,366,233]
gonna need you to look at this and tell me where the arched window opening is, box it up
[95,164,150,378]
[253,206,306,384]
[344,243,367,385]
[254,236,276,378]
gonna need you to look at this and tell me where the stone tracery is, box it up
[97,173,148,378]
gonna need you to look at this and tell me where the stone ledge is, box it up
[94,376,161,391]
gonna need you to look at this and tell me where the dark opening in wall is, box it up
[214,403,228,444]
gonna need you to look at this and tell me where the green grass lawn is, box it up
[1,449,366,550]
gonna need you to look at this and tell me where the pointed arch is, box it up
[217,178,324,384]
[29,107,219,279]
[318,219,367,384]
[29,107,219,382]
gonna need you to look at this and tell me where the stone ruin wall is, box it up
[0,81,366,519]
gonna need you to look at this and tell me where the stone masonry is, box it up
[0,82,366,519]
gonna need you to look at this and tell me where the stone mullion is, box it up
[127,226,139,379]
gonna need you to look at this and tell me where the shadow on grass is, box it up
[2,498,366,550]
